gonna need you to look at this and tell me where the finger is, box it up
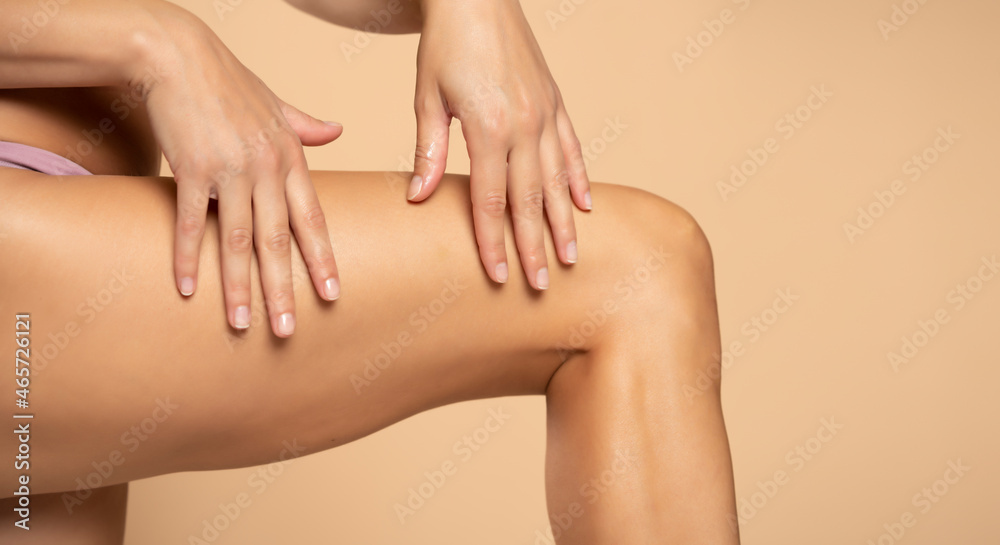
[466,132,510,284]
[252,176,297,338]
[555,104,592,211]
[540,125,578,266]
[409,87,451,202]
[217,182,254,329]
[508,143,549,290]
[173,180,211,297]
[276,98,344,146]
[285,156,341,302]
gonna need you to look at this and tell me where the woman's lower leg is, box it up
[542,213,738,543]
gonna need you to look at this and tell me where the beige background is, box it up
[126,0,999,543]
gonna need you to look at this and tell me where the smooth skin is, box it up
[291,0,593,288]
[0,91,739,544]
[2,0,591,341]
[1,0,345,337]
[0,170,737,544]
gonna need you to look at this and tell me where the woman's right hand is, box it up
[138,5,343,337]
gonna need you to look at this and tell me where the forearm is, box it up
[284,0,425,34]
[0,0,201,89]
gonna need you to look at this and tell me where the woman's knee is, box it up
[564,183,717,353]
[588,182,713,305]
[543,182,719,395]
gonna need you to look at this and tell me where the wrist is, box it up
[121,2,213,92]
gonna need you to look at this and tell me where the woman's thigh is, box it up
[0,168,700,496]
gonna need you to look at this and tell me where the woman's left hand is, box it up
[407,0,591,290]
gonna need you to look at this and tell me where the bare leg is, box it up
[0,168,737,543]
[544,235,736,543]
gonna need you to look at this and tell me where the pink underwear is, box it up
[0,140,92,175]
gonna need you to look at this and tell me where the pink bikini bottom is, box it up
[0,140,93,176]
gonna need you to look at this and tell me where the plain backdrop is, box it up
[126,0,999,543]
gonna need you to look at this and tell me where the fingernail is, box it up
[180,277,195,296]
[536,267,549,290]
[324,121,342,127]
[234,306,251,329]
[324,278,341,300]
[566,241,578,264]
[584,191,593,210]
[495,262,509,283]
[277,313,295,336]
[407,175,423,200]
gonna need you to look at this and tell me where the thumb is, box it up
[277,99,344,147]
[409,90,451,202]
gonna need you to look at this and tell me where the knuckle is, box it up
[175,253,200,270]
[479,237,507,258]
[225,281,252,296]
[178,210,204,237]
[517,189,545,219]
[477,106,508,138]
[413,142,434,162]
[255,145,283,171]
[306,250,337,274]
[481,240,507,260]
[565,134,585,161]
[173,156,209,180]
[275,133,302,159]
[514,105,544,133]
[263,230,292,254]
[476,190,508,218]
[518,245,547,266]
[226,227,253,253]
[546,170,570,195]
[221,155,247,177]
[553,223,576,242]
[300,205,328,231]
[266,289,295,309]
